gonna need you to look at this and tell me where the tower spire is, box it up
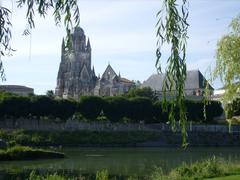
[87,37,91,51]
[61,38,65,54]
[92,66,95,76]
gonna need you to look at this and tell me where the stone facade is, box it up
[94,64,135,96]
[55,27,135,99]
[55,27,97,99]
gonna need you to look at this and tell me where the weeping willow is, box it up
[0,0,80,79]
[213,15,240,115]
[156,0,189,147]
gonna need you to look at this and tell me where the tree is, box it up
[156,0,189,146]
[125,87,158,101]
[46,90,54,98]
[0,0,80,79]
[213,15,240,106]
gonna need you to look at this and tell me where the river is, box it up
[0,147,240,178]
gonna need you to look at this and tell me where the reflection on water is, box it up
[1,147,240,177]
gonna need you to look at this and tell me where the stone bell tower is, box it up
[55,27,96,99]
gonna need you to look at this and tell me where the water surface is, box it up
[1,147,240,176]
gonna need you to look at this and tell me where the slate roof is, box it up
[120,77,134,84]
[142,70,214,91]
[0,85,33,91]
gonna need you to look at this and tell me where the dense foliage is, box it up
[0,93,223,124]
[225,98,240,119]
[156,0,189,146]
[213,15,240,105]
[124,87,158,101]
[150,156,238,180]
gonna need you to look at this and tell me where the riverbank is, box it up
[0,146,64,161]
[2,156,240,180]
[1,129,240,147]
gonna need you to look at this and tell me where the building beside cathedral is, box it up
[141,70,214,98]
[55,27,135,99]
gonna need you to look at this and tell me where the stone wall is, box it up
[0,118,239,133]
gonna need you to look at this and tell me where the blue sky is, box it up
[1,0,240,94]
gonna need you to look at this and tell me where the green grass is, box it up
[206,175,240,180]
[0,145,64,161]
[150,157,240,180]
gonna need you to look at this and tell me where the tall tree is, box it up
[213,15,240,107]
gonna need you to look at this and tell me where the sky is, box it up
[1,0,240,95]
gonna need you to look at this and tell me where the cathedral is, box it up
[55,27,135,99]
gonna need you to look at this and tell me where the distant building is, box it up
[94,64,135,96]
[55,27,135,99]
[0,85,34,96]
[141,70,214,98]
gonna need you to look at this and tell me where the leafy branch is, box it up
[0,0,80,80]
[156,0,189,147]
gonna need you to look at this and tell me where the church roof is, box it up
[120,77,134,84]
[142,70,214,91]
[101,64,117,79]
[0,85,33,90]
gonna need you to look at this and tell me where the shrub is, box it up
[0,95,31,118]
[96,170,109,180]
[169,156,225,179]
[103,97,130,122]
[128,97,154,123]
[30,96,57,118]
[125,87,158,101]
[78,96,106,120]
[152,101,168,123]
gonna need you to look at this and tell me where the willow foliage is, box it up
[214,15,240,110]
[156,0,189,146]
[0,0,80,79]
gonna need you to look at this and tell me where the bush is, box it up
[226,98,240,119]
[78,96,106,120]
[125,87,158,101]
[169,156,225,179]
[150,156,228,180]
[30,96,57,118]
[0,92,223,123]
[54,99,77,119]
[185,100,223,123]
[103,97,130,122]
[0,95,31,118]
[152,101,169,123]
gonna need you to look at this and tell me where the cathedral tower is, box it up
[55,27,96,99]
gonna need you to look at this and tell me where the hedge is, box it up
[0,93,223,124]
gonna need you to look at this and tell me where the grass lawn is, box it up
[206,175,240,180]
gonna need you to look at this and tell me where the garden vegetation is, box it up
[0,92,223,124]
